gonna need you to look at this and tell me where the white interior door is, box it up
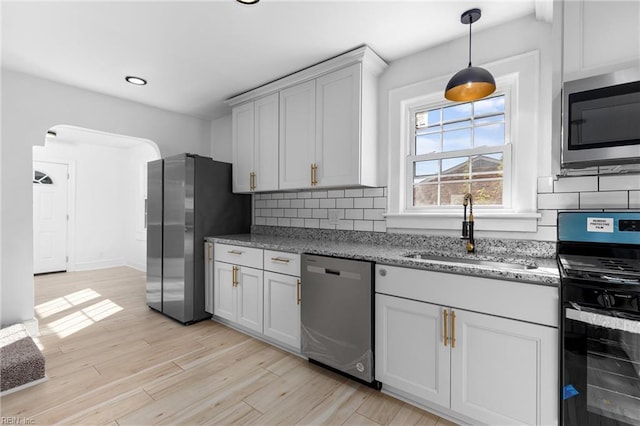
[33,161,68,274]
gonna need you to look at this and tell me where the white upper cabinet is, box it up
[227,45,387,192]
[231,93,279,193]
[279,80,316,189]
[563,0,640,81]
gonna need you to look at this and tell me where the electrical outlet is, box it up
[328,210,340,225]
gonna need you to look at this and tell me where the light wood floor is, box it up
[1,267,457,425]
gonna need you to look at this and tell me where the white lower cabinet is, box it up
[208,242,301,352]
[263,271,301,349]
[375,265,558,426]
[213,260,263,333]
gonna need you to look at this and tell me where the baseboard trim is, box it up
[0,376,48,397]
[22,318,40,337]
[72,258,125,271]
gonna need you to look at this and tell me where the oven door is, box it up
[562,304,640,426]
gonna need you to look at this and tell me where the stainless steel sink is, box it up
[403,253,538,270]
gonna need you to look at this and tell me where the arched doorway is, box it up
[33,125,161,273]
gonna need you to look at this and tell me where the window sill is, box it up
[385,211,541,233]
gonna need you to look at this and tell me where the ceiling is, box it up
[2,1,538,121]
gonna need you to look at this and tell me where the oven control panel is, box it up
[619,219,640,232]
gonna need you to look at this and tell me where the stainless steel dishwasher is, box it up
[301,254,378,387]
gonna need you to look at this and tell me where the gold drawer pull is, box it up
[443,309,449,347]
[271,257,290,264]
[297,279,301,305]
[250,172,256,191]
[207,245,212,261]
[228,250,243,255]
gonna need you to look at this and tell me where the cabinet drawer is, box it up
[214,243,263,269]
[375,265,558,328]
[263,250,300,276]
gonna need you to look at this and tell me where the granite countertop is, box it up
[206,229,560,287]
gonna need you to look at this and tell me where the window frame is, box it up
[405,91,513,212]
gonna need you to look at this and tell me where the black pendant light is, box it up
[444,8,496,102]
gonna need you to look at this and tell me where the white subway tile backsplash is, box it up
[345,189,363,197]
[364,209,385,220]
[354,220,374,231]
[291,218,305,227]
[297,192,312,199]
[304,199,320,209]
[278,200,291,208]
[538,193,579,209]
[336,198,354,209]
[312,209,328,219]
[630,191,640,208]
[272,208,284,217]
[327,189,345,198]
[312,191,328,199]
[284,192,298,199]
[580,191,628,209]
[328,209,345,219]
[255,217,266,225]
[554,176,598,193]
[354,197,374,209]
[364,188,384,197]
[600,174,640,191]
[538,210,558,226]
[291,199,305,208]
[260,193,272,200]
[336,220,354,230]
[278,218,291,227]
[537,176,553,194]
[304,218,320,228]
[285,209,298,218]
[271,193,284,200]
[298,209,312,218]
[374,197,387,209]
[374,221,387,233]
[319,219,335,230]
[345,209,364,220]
[255,200,266,208]
[320,198,336,209]
[266,199,278,208]
[266,217,278,226]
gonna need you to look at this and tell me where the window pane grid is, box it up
[411,94,506,207]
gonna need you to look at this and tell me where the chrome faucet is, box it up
[461,193,475,253]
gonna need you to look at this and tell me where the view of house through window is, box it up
[411,94,508,207]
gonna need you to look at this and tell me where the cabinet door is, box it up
[263,271,300,350]
[279,80,316,189]
[315,63,362,187]
[236,266,264,333]
[450,309,558,426]
[204,242,214,314]
[254,93,280,191]
[232,102,254,193]
[213,261,236,322]
[375,294,450,407]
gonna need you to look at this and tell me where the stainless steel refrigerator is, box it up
[146,154,251,324]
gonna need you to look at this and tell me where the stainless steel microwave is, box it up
[562,68,640,169]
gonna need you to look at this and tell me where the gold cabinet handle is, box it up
[207,244,212,261]
[232,266,239,287]
[443,309,449,347]
[312,163,318,186]
[271,257,290,264]
[250,172,256,191]
[228,250,243,255]
[310,163,314,186]
[296,279,301,305]
[451,310,456,348]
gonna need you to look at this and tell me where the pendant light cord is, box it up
[468,19,472,67]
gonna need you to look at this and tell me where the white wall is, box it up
[1,69,211,328]
[211,114,232,163]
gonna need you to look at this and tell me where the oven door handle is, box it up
[566,308,640,334]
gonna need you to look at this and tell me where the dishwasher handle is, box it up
[306,265,362,281]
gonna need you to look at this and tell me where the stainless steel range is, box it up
[558,211,640,426]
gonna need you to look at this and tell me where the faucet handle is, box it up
[461,221,469,238]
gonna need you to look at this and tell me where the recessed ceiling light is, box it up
[46,130,57,137]
[125,76,147,86]
[236,0,259,4]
